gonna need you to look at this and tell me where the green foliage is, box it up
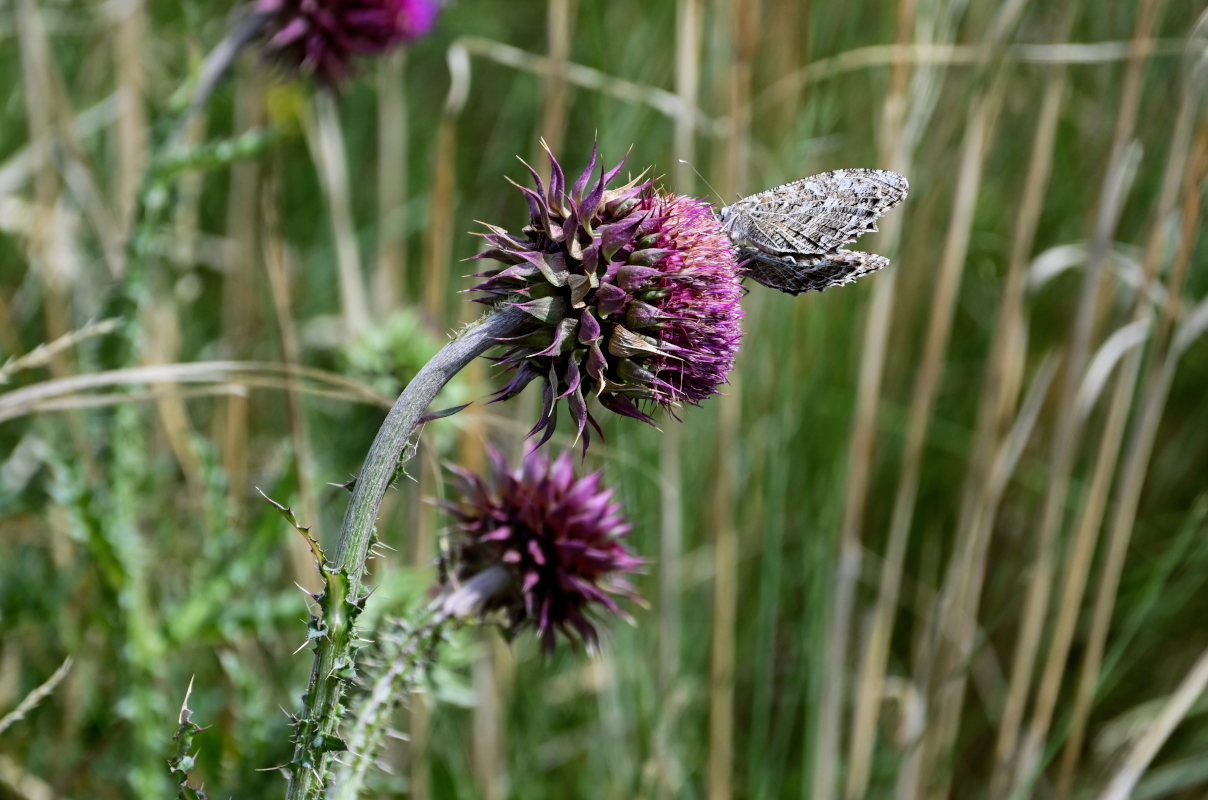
[2,1,1208,799]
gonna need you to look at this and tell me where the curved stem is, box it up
[334,306,527,580]
[285,305,528,800]
[169,11,271,150]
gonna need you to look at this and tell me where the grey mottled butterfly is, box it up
[719,168,909,295]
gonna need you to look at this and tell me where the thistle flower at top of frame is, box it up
[255,0,439,84]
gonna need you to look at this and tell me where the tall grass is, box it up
[2,1,1207,798]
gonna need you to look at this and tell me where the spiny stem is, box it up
[332,610,447,800]
[284,306,528,800]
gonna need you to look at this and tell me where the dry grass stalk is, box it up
[421,44,469,322]
[1095,647,1208,800]
[754,37,1188,113]
[902,4,1079,795]
[14,0,57,210]
[0,95,120,197]
[213,76,268,524]
[656,0,702,794]
[1022,29,1201,798]
[155,108,211,500]
[473,644,504,800]
[937,8,1074,767]
[455,36,721,135]
[111,0,148,229]
[818,0,932,795]
[767,0,807,134]
[170,105,207,278]
[144,301,208,505]
[14,0,102,480]
[709,381,741,800]
[846,1,1030,794]
[0,657,72,736]
[0,319,120,384]
[994,2,1168,792]
[375,51,409,316]
[306,89,371,336]
[1055,97,1208,796]
[0,360,391,424]
[537,0,576,158]
[262,174,323,590]
[708,3,757,798]
[900,83,1003,800]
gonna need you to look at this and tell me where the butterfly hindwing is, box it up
[738,248,889,296]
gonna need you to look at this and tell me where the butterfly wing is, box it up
[725,169,908,255]
[739,248,889,296]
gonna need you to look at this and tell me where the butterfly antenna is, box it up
[677,159,728,205]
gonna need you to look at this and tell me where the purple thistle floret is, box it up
[256,0,439,84]
[472,143,744,451]
[440,449,642,654]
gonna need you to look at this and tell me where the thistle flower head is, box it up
[472,143,744,450]
[440,449,642,653]
[255,0,439,84]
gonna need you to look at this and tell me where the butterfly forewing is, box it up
[723,168,908,255]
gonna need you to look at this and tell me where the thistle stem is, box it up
[285,305,528,800]
[331,609,446,800]
[335,307,527,578]
[169,11,271,150]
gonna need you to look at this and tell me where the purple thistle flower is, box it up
[255,0,439,84]
[472,143,744,451]
[439,449,642,654]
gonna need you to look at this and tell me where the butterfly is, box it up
[719,168,909,295]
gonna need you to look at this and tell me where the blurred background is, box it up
[2,0,1208,798]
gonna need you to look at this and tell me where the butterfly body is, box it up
[720,168,908,295]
